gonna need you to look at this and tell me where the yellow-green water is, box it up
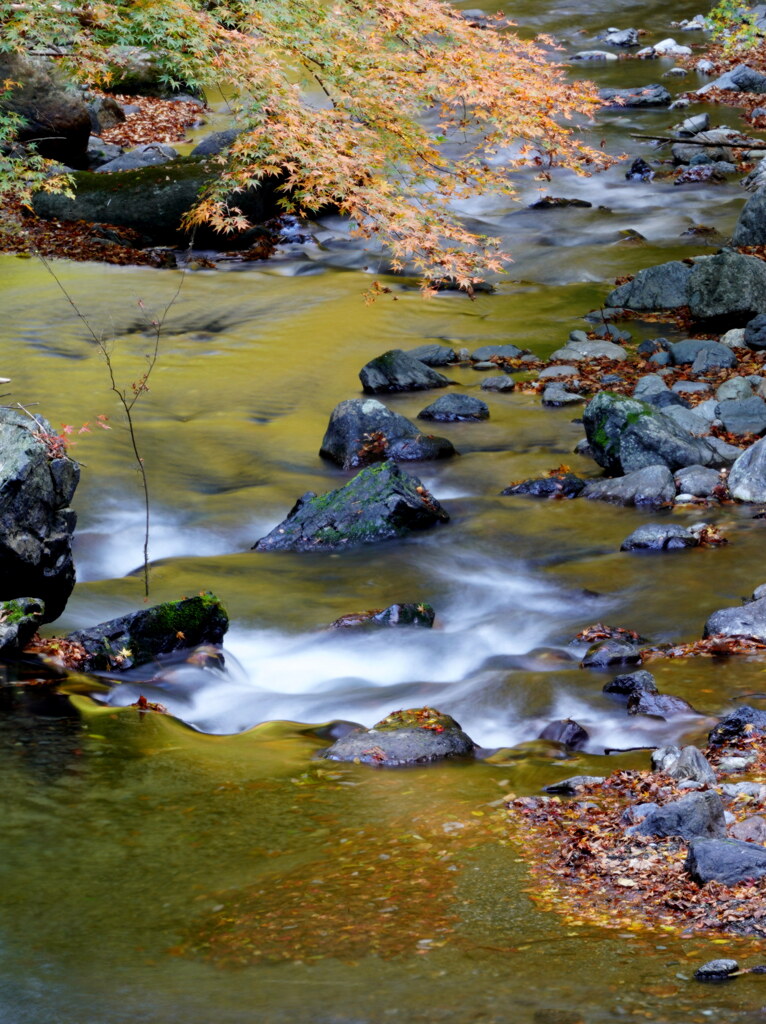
[3,0,766,1018]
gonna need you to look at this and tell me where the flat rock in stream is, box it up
[319,706,475,766]
[583,392,720,474]
[582,465,676,506]
[599,84,672,107]
[359,350,451,394]
[253,461,449,552]
[620,523,700,551]
[502,472,586,499]
[319,398,455,470]
[66,593,229,671]
[330,602,435,629]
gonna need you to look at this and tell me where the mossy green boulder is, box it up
[583,391,719,475]
[253,461,449,552]
[66,593,228,671]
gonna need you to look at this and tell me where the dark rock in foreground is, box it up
[583,392,719,474]
[686,837,766,886]
[319,706,475,766]
[331,603,435,629]
[0,408,79,622]
[0,598,45,658]
[67,593,229,671]
[631,791,726,840]
[359,350,451,394]
[253,462,449,552]
[319,398,455,470]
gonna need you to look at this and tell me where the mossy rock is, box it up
[330,602,435,629]
[32,157,281,245]
[66,593,228,671]
[320,705,475,766]
[0,598,45,659]
[253,461,449,552]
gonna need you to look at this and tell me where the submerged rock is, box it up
[67,593,229,671]
[253,462,449,552]
[319,398,455,470]
[359,350,451,394]
[583,392,719,474]
[330,602,435,629]
[319,706,475,766]
[0,408,79,622]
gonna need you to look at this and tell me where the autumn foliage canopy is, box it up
[0,0,610,283]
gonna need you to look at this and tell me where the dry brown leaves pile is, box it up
[507,733,766,940]
[23,633,88,669]
[646,635,766,659]
[97,93,204,147]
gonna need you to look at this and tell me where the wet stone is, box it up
[502,473,585,500]
[694,959,739,981]
[480,376,515,393]
[319,706,475,767]
[359,349,451,394]
[603,669,657,699]
[418,394,489,422]
[620,523,699,552]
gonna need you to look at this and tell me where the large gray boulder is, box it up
[704,596,766,640]
[0,53,91,168]
[606,261,692,311]
[688,251,766,321]
[94,143,179,174]
[253,461,449,552]
[733,188,766,247]
[630,791,726,840]
[583,392,719,474]
[718,396,766,435]
[728,436,766,501]
[685,837,766,886]
[33,158,280,244]
[606,251,766,322]
[0,409,79,622]
[697,64,766,94]
[319,398,455,470]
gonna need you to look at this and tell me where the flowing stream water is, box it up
[3,1,766,1020]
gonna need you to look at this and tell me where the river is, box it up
[2,0,766,1020]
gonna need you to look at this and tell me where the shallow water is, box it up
[3,0,766,1020]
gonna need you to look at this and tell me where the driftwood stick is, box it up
[630,132,766,150]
